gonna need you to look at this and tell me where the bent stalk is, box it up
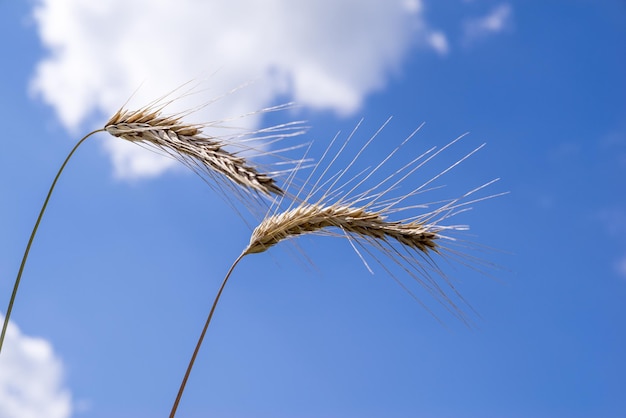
[0,129,104,353]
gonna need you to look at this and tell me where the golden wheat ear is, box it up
[105,104,305,198]
[104,81,307,209]
[244,122,506,322]
[169,120,505,417]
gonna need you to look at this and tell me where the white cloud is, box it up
[30,0,444,179]
[463,3,512,45]
[0,315,72,418]
[428,30,449,56]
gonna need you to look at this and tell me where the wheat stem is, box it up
[0,129,104,354]
[169,251,246,418]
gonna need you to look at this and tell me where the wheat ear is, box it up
[169,121,504,417]
[246,204,439,254]
[105,107,285,196]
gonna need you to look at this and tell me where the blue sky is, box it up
[0,1,625,417]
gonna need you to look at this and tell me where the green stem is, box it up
[169,251,247,418]
[0,129,104,353]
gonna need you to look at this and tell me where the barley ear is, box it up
[0,129,104,354]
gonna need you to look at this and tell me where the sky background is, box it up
[0,1,625,417]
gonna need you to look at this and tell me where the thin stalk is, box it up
[0,129,104,353]
[170,251,247,418]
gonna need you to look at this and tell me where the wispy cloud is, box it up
[598,207,626,280]
[616,256,626,279]
[0,315,72,418]
[428,30,449,56]
[463,3,513,45]
[601,124,626,169]
[30,0,443,180]
[599,207,626,238]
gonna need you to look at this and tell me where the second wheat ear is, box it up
[0,95,296,354]
[169,120,506,417]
